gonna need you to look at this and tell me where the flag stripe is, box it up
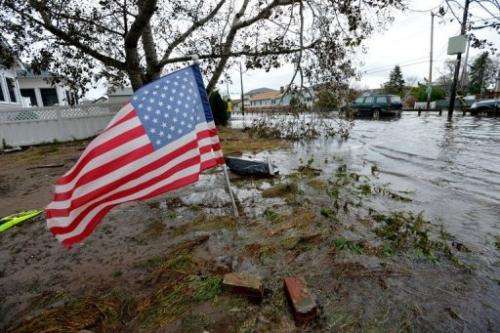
[47,139,200,217]
[48,127,218,208]
[50,157,201,235]
[104,103,135,130]
[54,140,153,198]
[59,172,200,247]
[57,118,143,185]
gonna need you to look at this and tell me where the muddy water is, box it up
[231,113,500,262]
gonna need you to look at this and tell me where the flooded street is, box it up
[2,113,500,331]
[233,112,500,263]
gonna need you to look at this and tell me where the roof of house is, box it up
[17,68,55,78]
[108,87,134,96]
[250,90,282,101]
[245,87,277,96]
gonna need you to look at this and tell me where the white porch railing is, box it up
[0,103,123,149]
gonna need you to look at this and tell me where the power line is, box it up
[406,1,445,13]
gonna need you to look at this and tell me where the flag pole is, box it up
[191,55,239,218]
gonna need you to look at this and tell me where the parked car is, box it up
[470,99,499,116]
[347,94,403,119]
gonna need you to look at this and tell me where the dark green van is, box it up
[349,94,403,119]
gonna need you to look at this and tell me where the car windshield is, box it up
[354,97,364,104]
[391,96,402,103]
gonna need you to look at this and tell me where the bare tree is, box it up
[439,0,499,52]
[0,0,405,95]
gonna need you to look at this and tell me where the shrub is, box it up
[209,90,229,126]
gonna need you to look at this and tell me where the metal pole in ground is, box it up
[448,0,470,119]
[426,12,435,113]
[223,165,239,217]
[239,61,245,118]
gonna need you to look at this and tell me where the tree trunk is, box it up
[142,23,161,82]
[126,48,144,91]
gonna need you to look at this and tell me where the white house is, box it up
[0,41,72,111]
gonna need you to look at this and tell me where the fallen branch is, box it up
[27,163,65,170]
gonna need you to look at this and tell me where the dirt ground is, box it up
[0,129,499,332]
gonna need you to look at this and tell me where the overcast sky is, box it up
[221,0,499,98]
[89,0,499,100]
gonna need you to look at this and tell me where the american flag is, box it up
[45,65,224,247]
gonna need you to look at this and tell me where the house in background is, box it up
[106,86,134,104]
[0,40,73,111]
[16,69,74,108]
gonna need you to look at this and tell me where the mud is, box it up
[0,126,499,332]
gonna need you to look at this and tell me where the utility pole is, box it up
[448,0,470,118]
[460,36,471,90]
[239,61,245,116]
[426,11,435,112]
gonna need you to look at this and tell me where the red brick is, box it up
[222,272,263,299]
[283,276,317,324]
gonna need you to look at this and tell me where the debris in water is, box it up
[225,157,278,177]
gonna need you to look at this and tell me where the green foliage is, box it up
[263,208,280,222]
[209,90,229,126]
[191,276,222,302]
[332,238,364,254]
[410,84,446,102]
[314,89,338,110]
[383,65,405,96]
[468,52,497,96]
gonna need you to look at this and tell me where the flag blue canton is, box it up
[130,66,206,150]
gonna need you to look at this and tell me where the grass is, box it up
[331,237,364,254]
[218,127,288,155]
[261,182,298,198]
[12,292,134,333]
[170,214,236,237]
[138,275,222,329]
[263,208,281,222]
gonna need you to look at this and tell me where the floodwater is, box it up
[230,112,500,264]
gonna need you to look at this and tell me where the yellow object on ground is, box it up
[0,210,43,233]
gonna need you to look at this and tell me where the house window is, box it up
[40,88,58,106]
[6,77,17,102]
[0,79,4,102]
[20,88,38,107]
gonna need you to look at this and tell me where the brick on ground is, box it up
[283,276,318,324]
[222,272,264,299]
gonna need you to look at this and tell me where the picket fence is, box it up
[0,103,123,149]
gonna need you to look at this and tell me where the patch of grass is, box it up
[162,254,196,273]
[134,256,163,270]
[140,219,165,239]
[261,182,298,198]
[320,207,336,219]
[358,183,372,196]
[112,270,123,278]
[375,186,413,202]
[12,292,134,332]
[495,236,500,250]
[171,214,236,237]
[165,210,177,219]
[331,238,364,254]
[219,127,288,155]
[138,274,222,329]
[263,208,281,222]
[308,178,327,190]
[191,276,222,302]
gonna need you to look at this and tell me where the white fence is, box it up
[0,103,123,149]
[414,101,437,110]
